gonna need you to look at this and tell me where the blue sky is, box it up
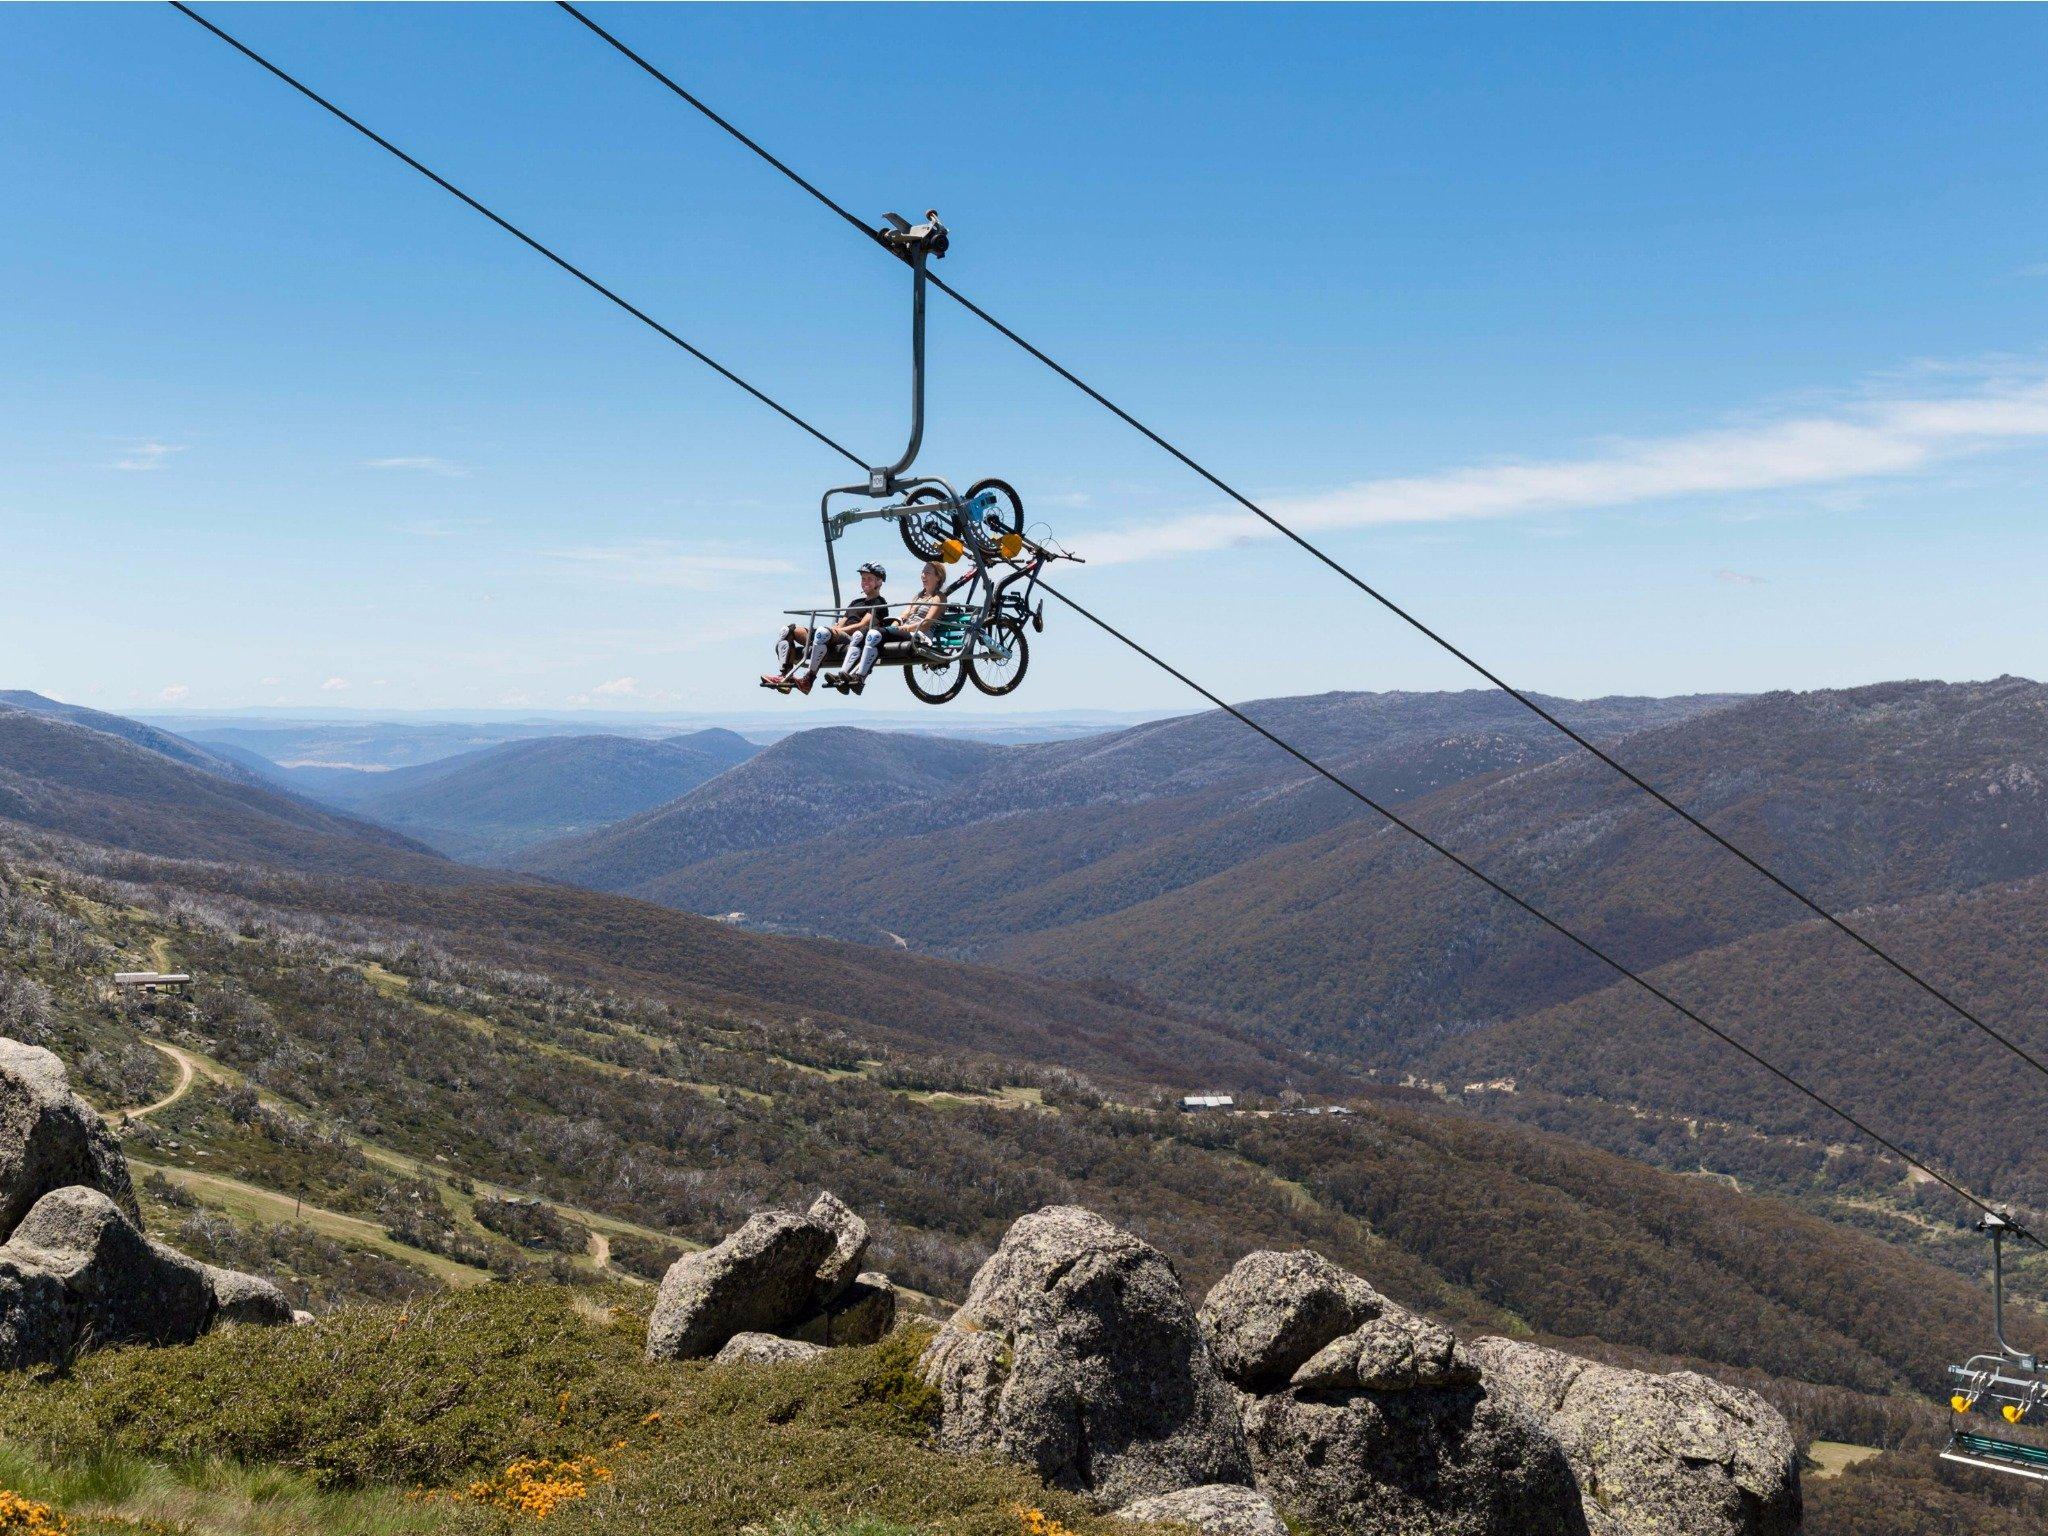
[5,3,2048,716]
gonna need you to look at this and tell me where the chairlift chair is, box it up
[771,212,1081,704]
[1942,1211,2048,1481]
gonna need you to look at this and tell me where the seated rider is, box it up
[828,560,947,694]
[763,561,890,695]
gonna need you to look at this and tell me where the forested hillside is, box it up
[995,678,2048,1054]
[0,823,2022,1406]
[516,689,1732,930]
[0,705,456,881]
[1427,868,2048,1205]
[0,690,269,787]
[286,731,759,861]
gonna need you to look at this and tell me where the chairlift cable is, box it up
[166,1,2036,1246]
[553,0,2048,1095]
[168,2,867,473]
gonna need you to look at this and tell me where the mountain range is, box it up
[265,729,759,861]
[506,679,2048,1083]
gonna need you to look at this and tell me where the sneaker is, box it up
[759,673,793,692]
[793,674,816,695]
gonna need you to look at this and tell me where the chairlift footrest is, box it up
[1943,1430,2048,1482]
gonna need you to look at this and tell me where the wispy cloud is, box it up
[568,676,680,705]
[321,676,350,692]
[113,441,185,472]
[1082,373,2048,566]
[158,683,190,703]
[366,456,472,478]
[554,541,797,591]
[1714,569,1768,586]
[402,516,492,538]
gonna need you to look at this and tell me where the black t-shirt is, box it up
[842,593,888,630]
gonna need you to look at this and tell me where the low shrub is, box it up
[0,1286,659,1490]
[0,1288,1135,1536]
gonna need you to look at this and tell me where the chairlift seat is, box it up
[1942,1430,2048,1482]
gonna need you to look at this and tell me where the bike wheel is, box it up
[967,623,1030,696]
[904,656,968,705]
[963,477,1024,557]
[897,487,952,563]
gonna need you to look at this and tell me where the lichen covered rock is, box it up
[646,1210,838,1362]
[714,1331,827,1366]
[1116,1483,1288,1536]
[1470,1338,1799,1536]
[0,1185,246,1368]
[0,1038,136,1238]
[203,1262,294,1327]
[1239,1381,1586,1536]
[921,1205,1251,1509]
[1198,1249,1385,1389]
[807,1190,869,1307]
[1289,1308,1477,1393]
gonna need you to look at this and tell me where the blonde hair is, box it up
[921,561,945,594]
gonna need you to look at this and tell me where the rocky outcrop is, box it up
[714,1331,827,1366]
[1115,1484,1288,1536]
[0,1038,288,1369]
[648,1211,838,1361]
[1289,1308,1477,1393]
[0,1039,136,1237]
[647,1192,899,1363]
[203,1263,294,1328]
[0,1186,281,1369]
[1203,1251,1584,1536]
[1198,1248,1384,1390]
[921,1206,1251,1510]
[1238,1382,1585,1536]
[789,1271,896,1347]
[807,1191,869,1305]
[1471,1338,1800,1536]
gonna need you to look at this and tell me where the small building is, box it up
[113,972,191,995]
[1179,1093,1235,1113]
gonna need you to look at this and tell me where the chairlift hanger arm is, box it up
[871,210,947,494]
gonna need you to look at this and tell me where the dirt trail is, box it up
[130,1036,677,1280]
[128,1039,198,1121]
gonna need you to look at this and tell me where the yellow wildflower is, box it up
[460,1456,613,1520]
[0,1490,70,1534]
[1016,1506,1080,1536]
